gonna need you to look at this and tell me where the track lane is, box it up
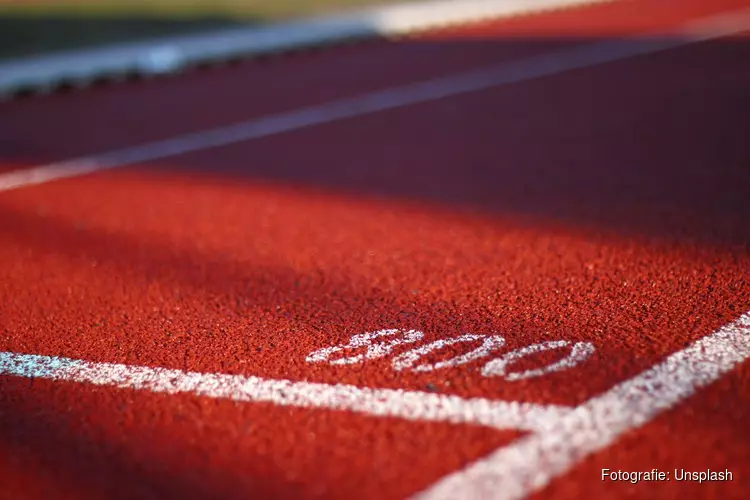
[2,0,750,499]
[1,0,748,169]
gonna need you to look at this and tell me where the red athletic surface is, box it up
[1,0,750,498]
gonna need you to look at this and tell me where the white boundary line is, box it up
[0,0,612,97]
[1,7,749,194]
[412,311,750,499]
[0,351,569,432]
[1,311,749,499]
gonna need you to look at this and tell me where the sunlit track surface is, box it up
[1,0,750,499]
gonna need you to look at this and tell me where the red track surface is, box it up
[1,0,750,498]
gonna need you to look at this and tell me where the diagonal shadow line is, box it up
[121,36,750,251]
[1,36,749,255]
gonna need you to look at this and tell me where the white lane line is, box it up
[413,311,750,500]
[0,351,570,432]
[1,7,749,193]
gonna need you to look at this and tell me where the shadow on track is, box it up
[2,35,747,249]
[144,36,750,251]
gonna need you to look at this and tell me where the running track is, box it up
[1,0,750,498]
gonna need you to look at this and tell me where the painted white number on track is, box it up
[482,340,596,380]
[305,329,423,365]
[306,330,596,380]
[392,334,506,372]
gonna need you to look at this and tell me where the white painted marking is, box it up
[482,340,596,380]
[307,331,595,378]
[305,329,424,365]
[413,311,750,500]
[392,334,506,372]
[2,311,749,498]
[1,8,748,193]
[0,351,568,432]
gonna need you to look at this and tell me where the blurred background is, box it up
[0,0,406,60]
